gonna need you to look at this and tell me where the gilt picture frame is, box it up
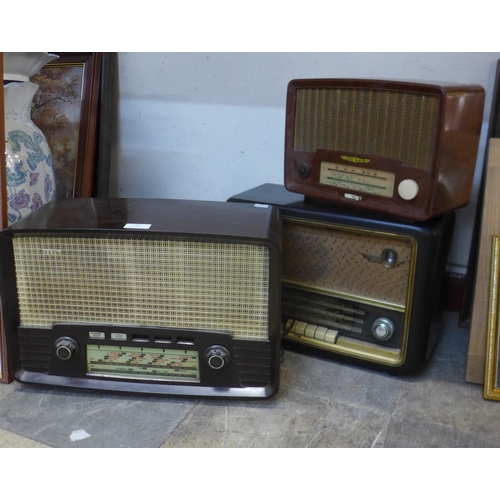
[31,52,102,199]
[485,235,500,400]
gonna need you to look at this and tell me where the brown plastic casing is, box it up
[284,79,485,220]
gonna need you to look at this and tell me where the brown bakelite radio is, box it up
[284,79,485,220]
[0,198,282,398]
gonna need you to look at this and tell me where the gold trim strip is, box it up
[285,332,402,366]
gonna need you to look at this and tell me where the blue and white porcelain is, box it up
[4,81,56,223]
[4,52,59,224]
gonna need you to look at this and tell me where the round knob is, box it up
[371,318,395,341]
[381,248,398,269]
[398,179,419,200]
[297,162,311,178]
[204,345,230,370]
[54,337,79,360]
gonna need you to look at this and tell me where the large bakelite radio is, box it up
[0,198,282,398]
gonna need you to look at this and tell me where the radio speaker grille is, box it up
[12,234,270,340]
[293,88,440,170]
[282,220,413,307]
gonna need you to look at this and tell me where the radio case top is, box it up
[284,78,485,220]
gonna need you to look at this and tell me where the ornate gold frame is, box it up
[485,235,500,400]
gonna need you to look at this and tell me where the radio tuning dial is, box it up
[54,337,79,360]
[204,346,230,370]
[372,318,395,341]
[398,179,419,201]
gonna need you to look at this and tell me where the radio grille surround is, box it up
[13,234,270,340]
[294,88,440,170]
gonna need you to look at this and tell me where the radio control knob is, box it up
[297,162,311,178]
[54,337,79,360]
[382,248,398,269]
[372,318,395,341]
[204,346,230,370]
[398,179,419,200]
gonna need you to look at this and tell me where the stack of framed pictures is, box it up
[465,60,500,401]
[466,61,500,387]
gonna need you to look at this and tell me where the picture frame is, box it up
[30,52,102,198]
[485,235,500,400]
[1,52,10,383]
[465,60,500,384]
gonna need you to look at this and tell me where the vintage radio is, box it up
[228,183,455,374]
[0,198,281,398]
[284,78,485,220]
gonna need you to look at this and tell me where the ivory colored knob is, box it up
[398,179,419,201]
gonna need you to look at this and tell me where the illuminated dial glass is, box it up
[87,345,200,382]
[320,161,395,198]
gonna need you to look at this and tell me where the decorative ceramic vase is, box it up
[4,52,58,224]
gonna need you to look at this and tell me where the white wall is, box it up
[110,52,500,274]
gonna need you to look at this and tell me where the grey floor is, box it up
[0,310,499,448]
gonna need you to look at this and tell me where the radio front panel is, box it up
[282,285,405,366]
[285,79,485,220]
[0,198,282,398]
[280,217,415,367]
[16,324,273,395]
[228,183,455,375]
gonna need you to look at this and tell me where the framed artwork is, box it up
[1,53,10,382]
[31,52,102,198]
[485,235,500,400]
[465,60,500,384]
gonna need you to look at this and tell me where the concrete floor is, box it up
[0,310,499,448]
